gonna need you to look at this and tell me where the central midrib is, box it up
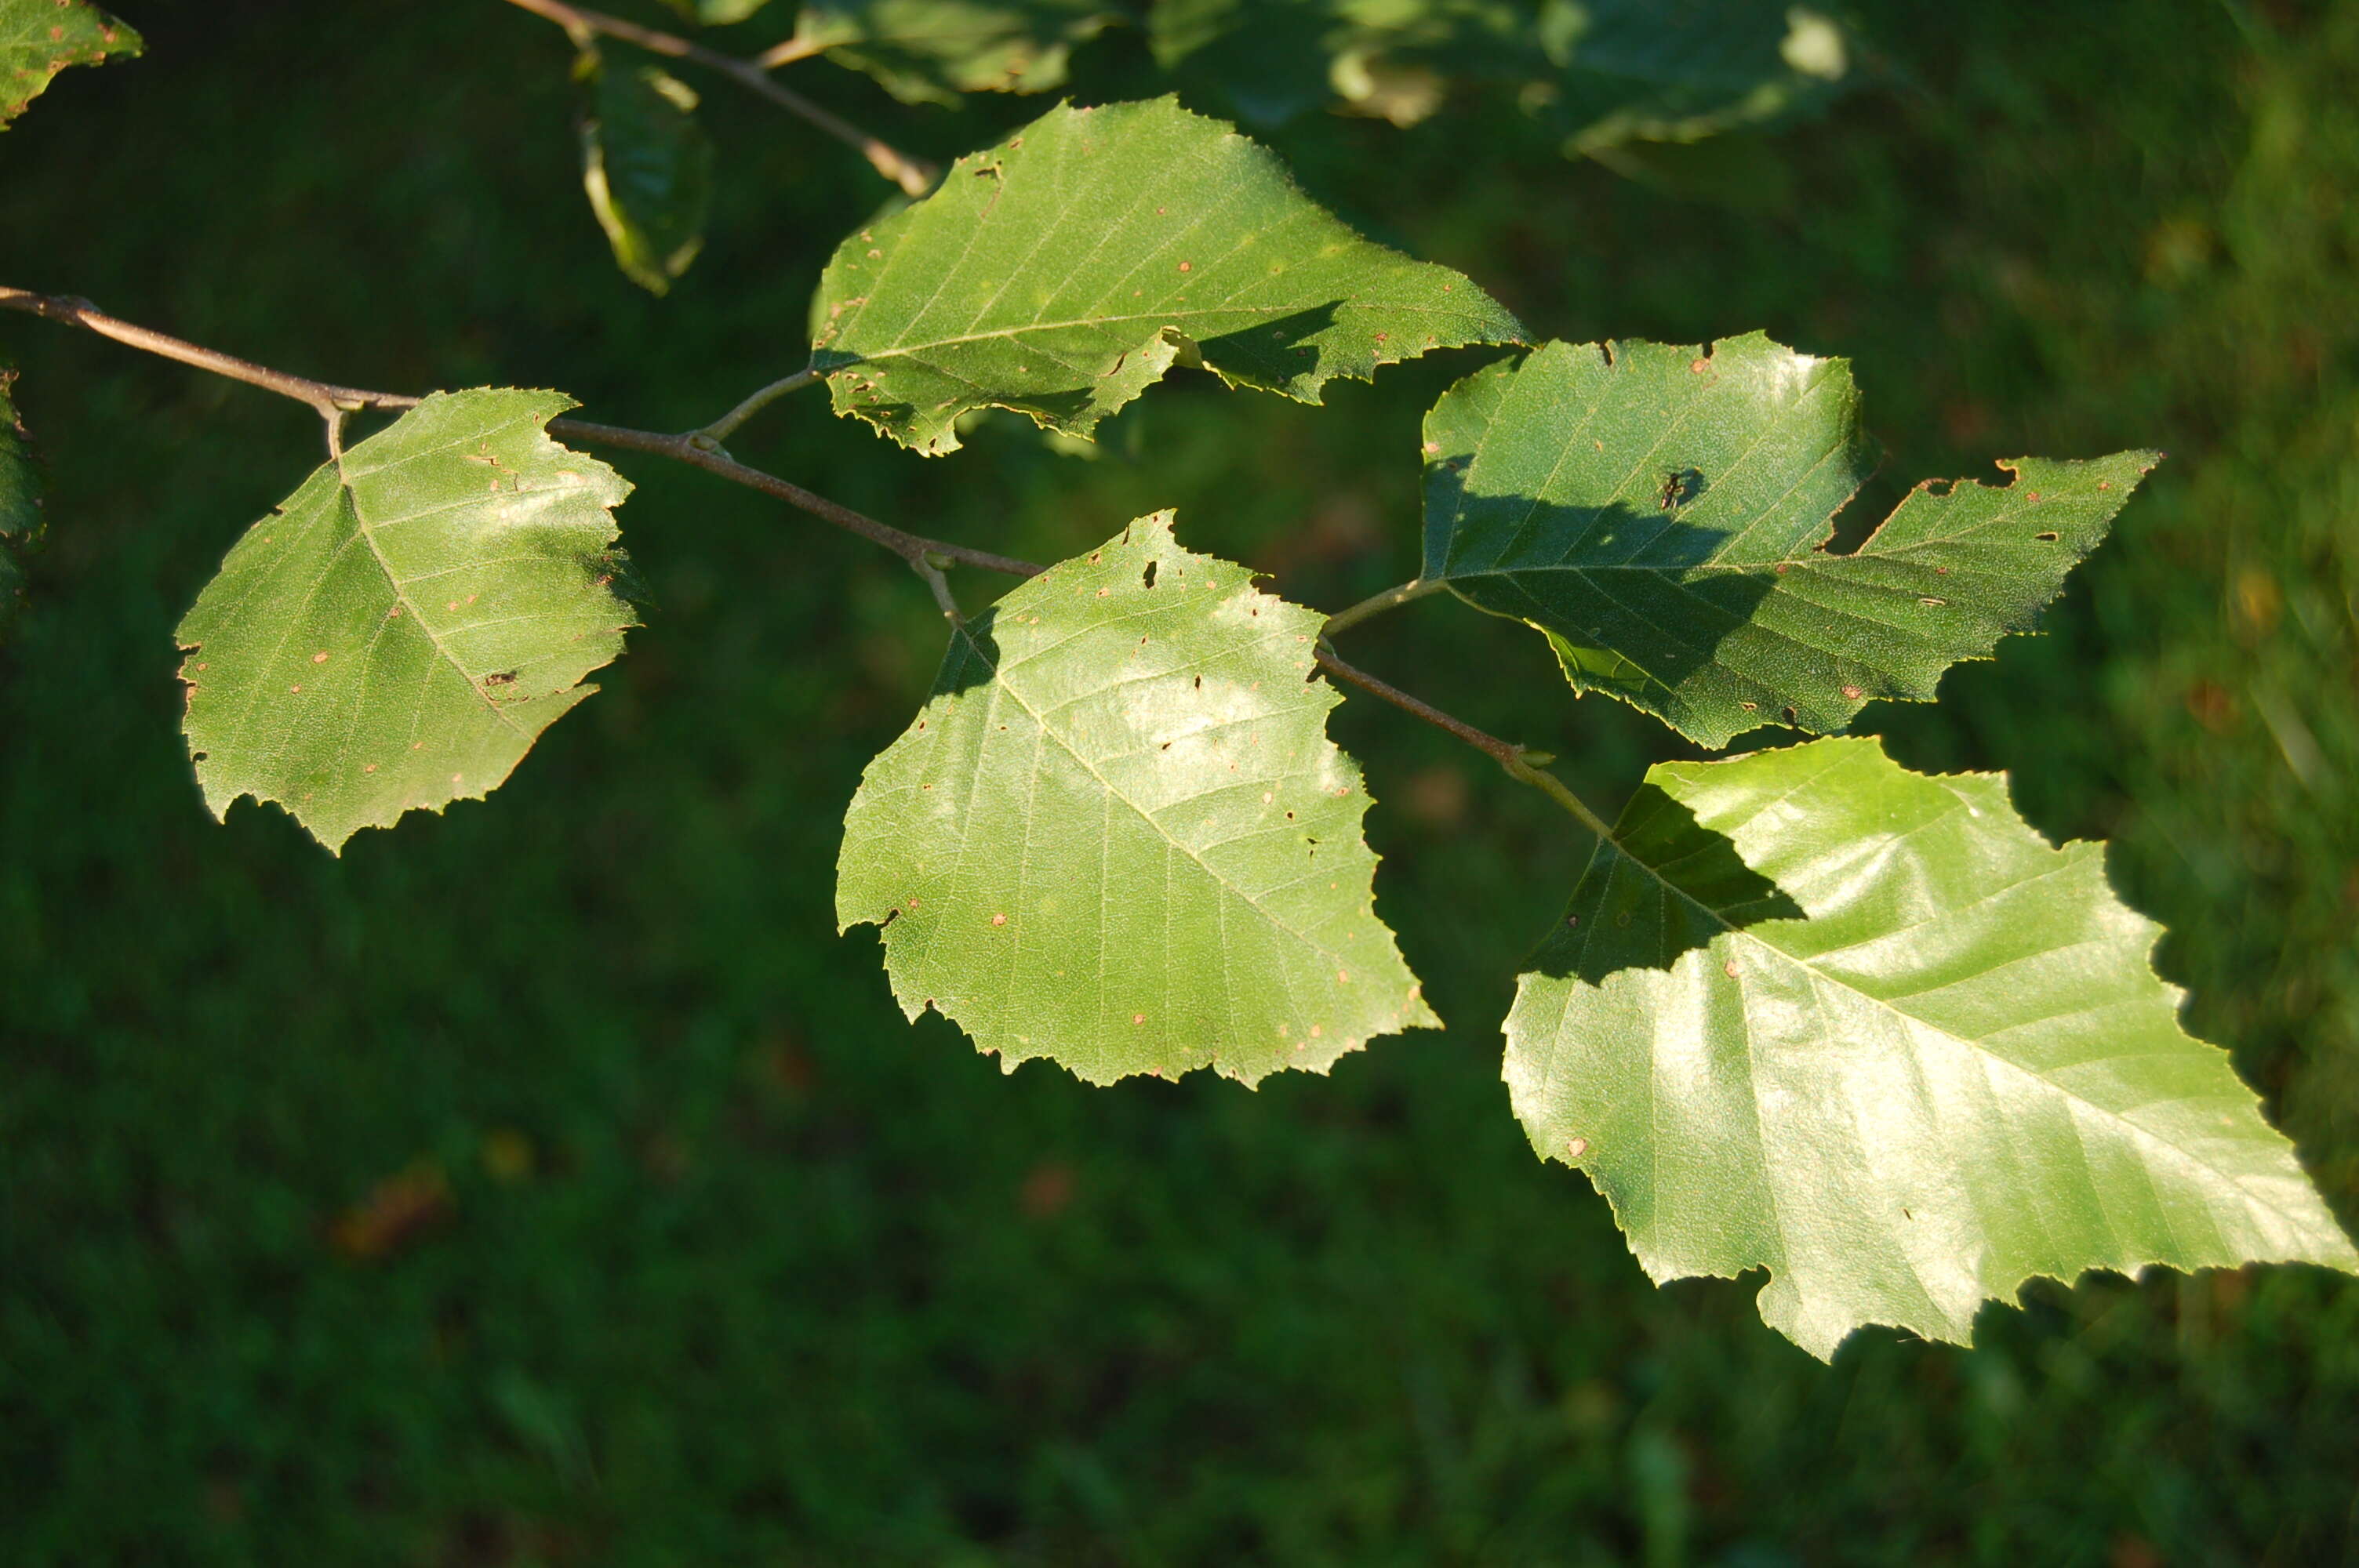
[1598,763,2311,1214]
[954,621,1364,976]
[340,455,529,739]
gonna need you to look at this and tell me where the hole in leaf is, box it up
[1142,561,1158,589]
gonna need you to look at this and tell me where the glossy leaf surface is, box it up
[176,391,636,852]
[793,0,1116,106]
[810,96,1522,455]
[838,511,1436,1083]
[1,364,38,638]
[1423,336,2158,748]
[1507,737,2358,1359]
[0,0,139,129]
[580,51,714,296]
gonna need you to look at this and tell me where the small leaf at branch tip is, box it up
[1507,735,2357,1359]
[838,510,1434,1085]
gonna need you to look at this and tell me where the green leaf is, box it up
[0,362,41,640]
[792,0,1117,107]
[0,0,140,129]
[1148,0,1854,149]
[838,510,1438,1084]
[1507,736,2359,1359]
[809,96,1524,456]
[1423,335,2160,749]
[175,390,637,853]
[580,50,715,296]
[1531,0,1855,154]
[656,0,776,23]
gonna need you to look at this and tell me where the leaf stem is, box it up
[495,0,938,196]
[914,552,965,623]
[694,367,819,446]
[1321,578,1443,640]
[0,288,409,423]
[1313,645,1615,840]
[0,286,1034,579]
[752,36,827,70]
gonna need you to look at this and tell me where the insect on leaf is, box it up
[809,96,1523,455]
[176,390,637,852]
[1423,335,2160,749]
[1507,736,2359,1359]
[838,510,1438,1084]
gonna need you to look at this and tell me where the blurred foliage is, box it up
[2,0,2357,1563]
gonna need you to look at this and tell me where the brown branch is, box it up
[0,286,1028,576]
[1315,648,1616,838]
[4,280,1612,830]
[0,289,416,421]
[497,0,936,196]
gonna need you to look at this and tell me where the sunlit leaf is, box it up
[809,96,1522,455]
[1507,737,2359,1359]
[176,390,636,852]
[793,0,1117,107]
[0,0,140,129]
[838,510,1438,1083]
[579,49,714,296]
[1423,335,2159,749]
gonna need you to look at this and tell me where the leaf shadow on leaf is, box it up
[1191,301,1344,388]
[827,375,1103,444]
[1429,485,1782,724]
[1523,783,1801,985]
[932,615,1003,699]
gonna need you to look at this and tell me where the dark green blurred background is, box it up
[5,1,2357,1562]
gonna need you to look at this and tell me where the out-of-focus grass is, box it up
[1,1,2355,1563]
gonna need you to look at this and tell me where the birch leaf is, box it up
[176,390,636,851]
[810,96,1522,455]
[1507,737,2359,1359]
[1423,336,2159,749]
[838,510,1437,1083]
[0,0,139,129]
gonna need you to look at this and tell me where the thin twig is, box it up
[1321,577,1443,640]
[553,414,1041,575]
[914,554,965,623]
[0,289,416,419]
[5,281,1617,830]
[496,0,936,196]
[1314,647,1616,839]
[695,367,818,446]
[752,35,827,70]
[0,287,1027,576]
